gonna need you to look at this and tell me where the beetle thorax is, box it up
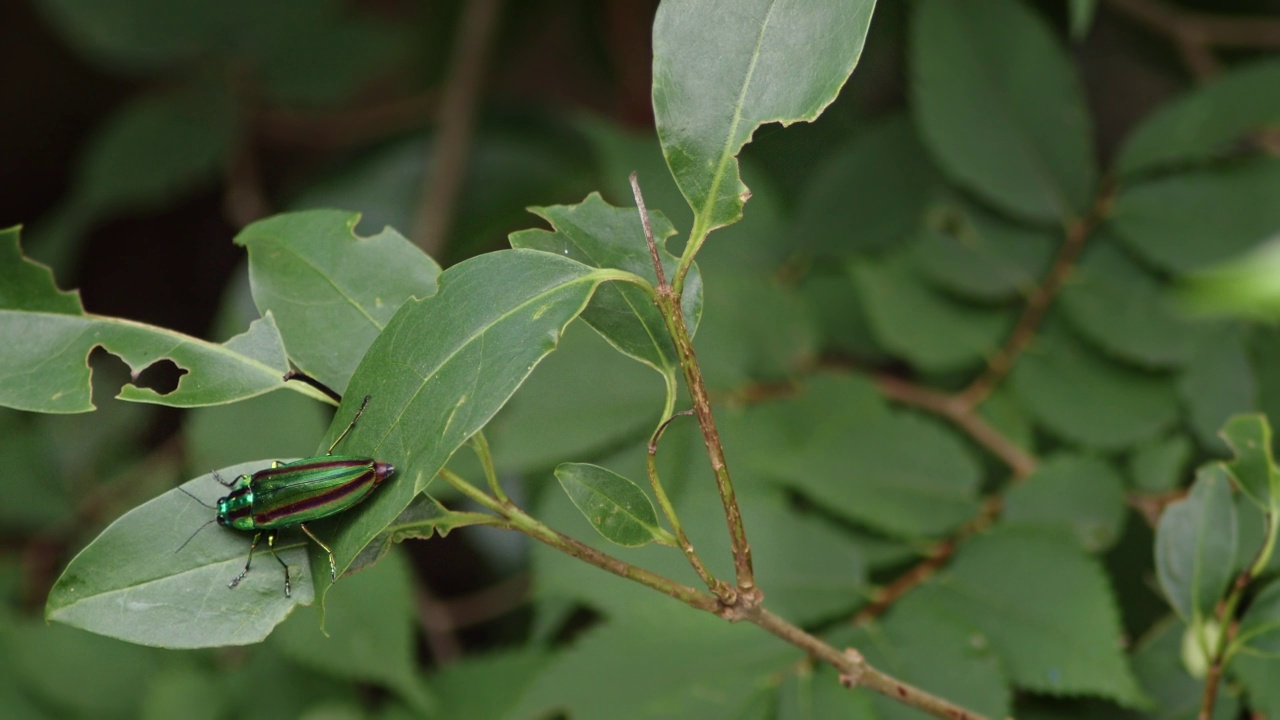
[216,486,257,531]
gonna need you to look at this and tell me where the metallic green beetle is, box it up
[185,396,395,597]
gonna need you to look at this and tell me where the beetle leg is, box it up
[299,523,337,580]
[265,531,291,597]
[212,469,236,487]
[229,532,262,589]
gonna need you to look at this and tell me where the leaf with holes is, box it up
[0,227,327,413]
[236,210,440,395]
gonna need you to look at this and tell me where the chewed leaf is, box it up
[653,0,875,233]
[555,463,668,547]
[45,461,312,649]
[511,193,702,375]
[236,210,441,396]
[309,250,620,605]
[0,226,314,412]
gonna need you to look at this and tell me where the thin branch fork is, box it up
[630,172,760,603]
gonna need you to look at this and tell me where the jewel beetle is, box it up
[180,395,394,596]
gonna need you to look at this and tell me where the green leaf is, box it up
[911,0,1096,222]
[535,425,868,624]
[1110,158,1280,274]
[1130,618,1240,720]
[427,649,547,720]
[1155,464,1238,626]
[794,114,944,257]
[30,86,237,272]
[1061,238,1205,368]
[223,643,361,719]
[315,250,610,597]
[739,490,869,622]
[510,192,702,374]
[852,591,1013,720]
[1179,236,1280,319]
[797,271,889,361]
[695,273,818,390]
[767,377,983,537]
[977,388,1038,460]
[554,463,668,547]
[852,251,1013,373]
[1118,58,1280,176]
[1252,327,1280,440]
[1220,413,1280,510]
[1004,454,1128,552]
[271,549,431,712]
[1128,434,1194,494]
[1011,322,1179,450]
[291,130,594,259]
[32,0,228,69]
[236,210,441,395]
[8,620,165,718]
[775,665,875,719]
[247,9,404,107]
[1232,651,1280,717]
[578,117,694,236]
[0,227,322,412]
[1235,580,1280,657]
[1069,0,1098,39]
[911,200,1055,302]
[1178,329,1257,452]
[184,389,330,475]
[45,461,314,648]
[653,0,876,233]
[71,87,236,215]
[508,605,794,720]
[921,527,1148,706]
[490,321,662,473]
[140,667,222,720]
[1234,491,1280,578]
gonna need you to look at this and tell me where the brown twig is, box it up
[223,134,272,229]
[456,471,991,717]
[1103,0,1280,80]
[854,497,1003,625]
[875,375,1038,478]
[851,186,1116,621]
[412,0,502,255]
[1199,660,1224,719]
[956,181,1111,411]
[632,173,759,603]
[647,409,726,596]
[254,93,437,149]
[444,573,531,628]
[749,609,992,720]
[412,575,464,663]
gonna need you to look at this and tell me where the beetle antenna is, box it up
[177,486,217,509]
[327,395,372,454]
[175,518,216,554]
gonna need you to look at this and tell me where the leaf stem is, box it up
[434,468,989,719]
[647,409,726,596]
[436,467,720,612]
[468,431,508,504]
[631,173,758,602]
